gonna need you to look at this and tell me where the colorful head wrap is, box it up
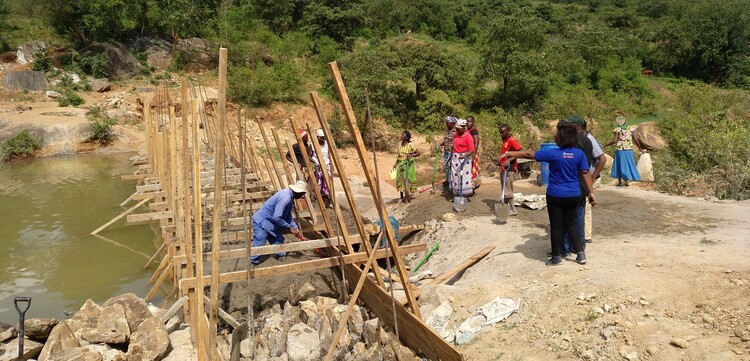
[299,129,307,138]
[445,116,458,124]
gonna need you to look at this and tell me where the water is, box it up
[0,153,157,323]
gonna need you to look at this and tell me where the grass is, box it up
[628,111,667,125]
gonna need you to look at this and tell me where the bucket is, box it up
[539,142,558,186]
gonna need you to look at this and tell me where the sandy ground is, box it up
[397,177,750,361]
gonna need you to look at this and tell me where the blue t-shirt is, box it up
[535,147,588,198]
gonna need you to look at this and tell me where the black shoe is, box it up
[545,256,563,266]
[576,252,587,265]
[585,239,593,243]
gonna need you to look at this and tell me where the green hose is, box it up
[412,242,440,272]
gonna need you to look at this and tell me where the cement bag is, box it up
[637,153,654,182]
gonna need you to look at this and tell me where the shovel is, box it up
[14,296,31,361]
[430,145,440,194]
[495,166,510,223]
[453,158,469,213]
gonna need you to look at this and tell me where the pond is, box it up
[0,153,157,324]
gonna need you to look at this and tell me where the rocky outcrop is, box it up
[174,38,216,70]
[16,40,48,64]
[126,37,172,71]
[2,71,49,91]
[632,122,666,151]
[80,43,139,80]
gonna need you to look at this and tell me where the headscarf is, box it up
[299,129,308,138]
[456,119,467,129]
[445,116,458,124]
[615,116,627,129]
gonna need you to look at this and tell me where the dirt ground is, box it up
[395,176,750,361]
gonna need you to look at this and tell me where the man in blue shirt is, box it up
[250,180,307,265]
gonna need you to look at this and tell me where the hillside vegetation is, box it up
[1,0,748,199]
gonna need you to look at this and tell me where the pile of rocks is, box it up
[0,293,178,361]
[227,296,422,361]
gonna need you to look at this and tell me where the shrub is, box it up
[32,48,53,72]
[228,62,303,107]
[79,53,109,78]
[1,130,42,161]
[87,107,116,143]
[58,89,85,107]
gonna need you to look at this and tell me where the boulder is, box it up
[23,318,59,340]
[91,79,111,93]
[16,40,48,64]
[263,314,287,357]
[46,90,63,98]
[83,303,130,345]
[174,38,216,70]
[346,305,364,338]
[103,293,152,332]
[85,344,125,361]
[45,346,103,361]
[126,37,171,70]
[67,299,103,340]
[286,323,320,361]
[0,337,44,361]
[38,320,80,361]
[80,43,139,80]
[0,323,16,342]
[2,71,49,91]
[126,317,170,361]
[632,122,666,151]
[362,319,381,347]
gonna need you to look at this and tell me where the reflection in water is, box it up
[0,154,156,323]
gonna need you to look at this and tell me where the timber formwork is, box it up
[115,48,463,361]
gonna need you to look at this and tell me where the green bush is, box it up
[79,53,109,78]
[657,84,750,200]
[31,48,53,72]
[228,62,303,107]
[415,89,460,133]
[87,107,116,143]
[58,89,85,107]
[1,130,42,161]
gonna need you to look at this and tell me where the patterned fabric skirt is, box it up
[314,166,331,200]
[471,155,481,189]
[450,152,474,196]
[396,158,417,193]
[611,149,641,181]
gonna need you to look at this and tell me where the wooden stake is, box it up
[90,199,149,235]
[258,122,286,187]
[192,96,208,361]
[328,62,421,318]
[285,139,317,224]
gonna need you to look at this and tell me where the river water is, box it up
[0,153,156,324]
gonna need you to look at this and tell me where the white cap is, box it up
[289,180,307,194]
[316,128,325,137]
[456,119,467,128]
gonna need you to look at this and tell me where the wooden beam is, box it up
[127,211,173,223]
[328,62,421,318]
[192,95,208,361]
[179,243,426,289]
[91,199,149,235]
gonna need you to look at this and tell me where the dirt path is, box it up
[397,177,750,360]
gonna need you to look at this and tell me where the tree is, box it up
[300,0,366,49]
[479,4,550,106]
[47,0,133,45]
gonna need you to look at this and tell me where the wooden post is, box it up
[181,79,197,343]
[90,199,149,235]
[258,122,286,187]
[192,96,208,361]
[328,61,421,318]
[310,92,385,287]
[208,47,228,359]
[290,118,335,237]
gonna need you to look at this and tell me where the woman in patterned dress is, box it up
[603,115,641,186]
[450,119,475,197]
[393,130,420,202]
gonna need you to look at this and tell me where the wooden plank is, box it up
[202,295,241,329]
[343,263,464,361]
[398,246,494,306]
[144,243,167,269]
[192,95,208,361]
[179,243,426,289]
[161,295,189,323]
[311,92,385,287]
[121,174,147,180]
[136,183,162,193]
[132,192,161,201]
[127,211,173,223]
[91,199,149,235]
[258,122,287,187]
[328,62,420,317]
[285,139,318,224]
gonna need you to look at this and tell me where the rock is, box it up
[441,213,456,222]
[0,325,17,342]
[618,345,638,360]
[646,345,659,356]
[2,71,49,91]
[670,338,689,349]
[46,90,62,98]
[347,305,364,338]
[0,337,44,361]
[91,79,111,93]
[299,300,319,327]
[580,349,596,360]
[359,345,379,361]
[0,51,17,63]
[317,315,333,356]
[126,37,171,70]
[456,314,484,345]
[80,43,140,80]
[45,346,103,361]
[263,314,287,357]
[67,299,103,340]
[103,293,152,332]
[23,318,59,340]
[16,40,48,64]
[127,317,170,361]
[174,38,216,70]
[592,307,605,315]
[631,122,666,151]
[603,304,612,313]
[38,320,80,361]
[83,303,130,345]
[286,323,320,361]
[363,319,380,346]
[294,283,316,302]
[601,327,615,341]
[162,327,193,361]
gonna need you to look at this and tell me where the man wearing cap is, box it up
[250,180,308,265]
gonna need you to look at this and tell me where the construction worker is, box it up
[250,180,307,266]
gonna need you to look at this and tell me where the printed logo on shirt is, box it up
[563,152,575,159]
